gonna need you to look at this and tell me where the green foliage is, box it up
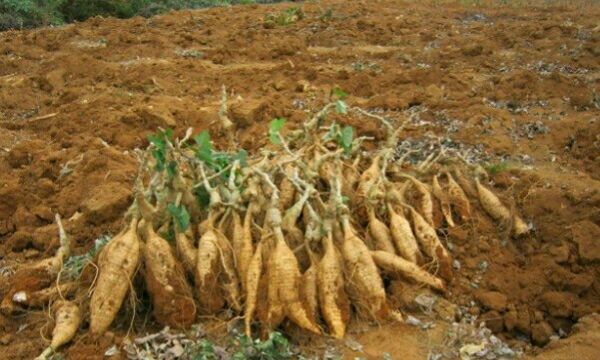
[168,203,190,232]
[190,339,218,360]
[264,6,303,27]
[0,0,286,31]
[232,332,293,360]
[186,332,293,360]
[323,122,354,155]
[148,128,174,173]
[0,0,64,30]
[63,234,111,279]
[268,118,286,145]
[485,161,510,176]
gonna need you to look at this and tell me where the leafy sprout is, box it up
[168,203,190,232]
[232,332,293,360]
[323,122,354,155]
[269,118,286,145]
[331,87,348,114]
[148,128,174,172]
[63,234,112,279]
[194,130,248,173]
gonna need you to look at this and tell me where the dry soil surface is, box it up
[0,0,598,359]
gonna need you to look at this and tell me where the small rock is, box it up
[475,291,508,312]
[549,242,570,263]
[504,310,518,331]
[134,106,177,128]
[462,44,484,56]
[541,291,574,318]
[515,307,532,335]
[546,316,573,334]
[531,321,554,346]
[230,98,267,128]
[296,80,310,92]
[572,221,600,263]
[0,334,13,345]
[31,205,54,222]
[481,310,504,333]
[433,297,458,321]
[82,182,131,225]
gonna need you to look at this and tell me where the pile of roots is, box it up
[1,98,530,359]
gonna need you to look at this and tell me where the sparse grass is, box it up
[485,161,510,176]
[263,7,304,28]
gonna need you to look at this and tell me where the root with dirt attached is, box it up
[1,96,531,354]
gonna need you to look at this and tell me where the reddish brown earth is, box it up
[0,0,599,358]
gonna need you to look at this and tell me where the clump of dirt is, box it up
[0,0,599,358]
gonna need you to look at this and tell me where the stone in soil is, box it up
[475,291,508,312]
[572,221,600,263]
[531,321,555,346]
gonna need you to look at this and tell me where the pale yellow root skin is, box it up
[36,301,82,360]
[371,251,445,291]
[237,209,255,290]
[196,229,225,313]
[445,172,471,221]
[270,229,320,334]
[388,206,422,264]
[175,229,197,275]
[341,221,387,320]
[90,218,140,335]
[367,207,396,254]
[432,175,455,227]
[318,234,350,339]
[408,208,453,280]
[301,264,319,326]
[475,179,511,222]
[244,242,263,337]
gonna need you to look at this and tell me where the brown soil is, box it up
[0,0,599,358]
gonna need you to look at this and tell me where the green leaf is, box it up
[159,223,175,243]
[152,149,166,171]
[193,185,210,208]
[335,100,347,114]
[323,122,338,142]
[341,125,353,153]
[166,160,177,178]
[332,86,348,99]
[269,118,286,145]
[234,149,248,167]
[168,203,190,232]
[194,130,213,163]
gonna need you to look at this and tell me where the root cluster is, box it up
[1,100,530,357]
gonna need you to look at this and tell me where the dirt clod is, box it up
[531,321,555,346]
[475,291,508,312]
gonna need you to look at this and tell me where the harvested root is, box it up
[475,179,529,236]
[11,282,77,309]
[388,205,422,264]
[90,218,141,335]
[175,227,196,276]
[270,227,320,334]
[317,231,350,339]
[407,207,453,281]
[196,226,225,313]
[371,251,445,291]
[244,242,263,336]
[445,172,471,222]
[140,221,196,328]
[36,301,81,360]
[432,175,455,227]
[341,219,387,319]
[367,206,396,254]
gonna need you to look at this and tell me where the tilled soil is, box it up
[0,0,598,359]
